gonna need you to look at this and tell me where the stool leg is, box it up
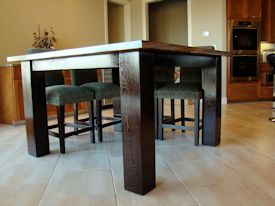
[171,99,175,131]
[180,99,185,132]
[57,106,66,154]
[201,98,204,143]
[194,99,200,146]
[270,75,275,121]
[96,100,103,142]
[88,101,95,143]
[154,97,159,139]
[73,103,78,135]
[158,98,164,140]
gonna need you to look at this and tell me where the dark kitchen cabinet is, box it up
[246,0,262,18]
[262,0,275,42]
[227,0,262,19]
[227,0,244,19]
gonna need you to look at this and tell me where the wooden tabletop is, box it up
[7,41,229,62]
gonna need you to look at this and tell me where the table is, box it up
[7,41,228,195]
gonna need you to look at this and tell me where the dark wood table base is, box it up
[8,41,228,194]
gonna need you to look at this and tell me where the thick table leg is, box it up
[269,74,275,122]
[21,61,49,157]
[112,68,122,132]
[119,51,155,195]
[201,57,221,146]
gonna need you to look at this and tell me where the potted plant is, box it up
[26,24,57,54]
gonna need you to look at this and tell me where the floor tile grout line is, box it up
[106,131,119,206]
[206,143,275,163]
[157,153,201,206]
[229,135,275,160]
[37,154,61,206]
[0,141,26,169]
[1,102,275,205]
[205,147,275,199]
[0,141,25,144]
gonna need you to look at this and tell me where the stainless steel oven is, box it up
[229,20,261,81]
[231,55,259,81]
[230,20,260,54]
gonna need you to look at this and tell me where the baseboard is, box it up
[222,97,228,104]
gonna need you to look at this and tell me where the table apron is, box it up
[154,53,217,68]
[31,54,119,71]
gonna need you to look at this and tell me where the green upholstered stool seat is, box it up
[46,85,94,106]
[156,83,202,99]
[81,82,120,100]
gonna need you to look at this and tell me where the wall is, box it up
[0,0,105,64]
[108,2,125,43]
[131,0,144,40]
[1,0,228,101]
[149,0,188,45]
[188,0,227,102]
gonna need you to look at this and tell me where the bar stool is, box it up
[25,48,95,153]
[45,71,95,153]
[154,66,176,139]
[156,75,203,145]
[70,69,121,142]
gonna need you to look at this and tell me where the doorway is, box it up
[108,2,125,43]
[148,0,188,45]
[104,0,132,43]
[103,0,132,105]
[147,0,188,105]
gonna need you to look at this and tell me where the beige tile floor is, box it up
[0,101,275,206]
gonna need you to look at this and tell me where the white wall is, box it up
[149,0,188,45]
[188,0,227,102]
[0,0,106,64]
[108,3,125,43]
[131,0,144,40]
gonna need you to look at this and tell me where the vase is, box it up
[25,48,54,54]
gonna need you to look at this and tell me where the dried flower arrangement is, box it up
[32,24,57,49]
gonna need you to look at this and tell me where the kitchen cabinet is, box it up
[261,0,275,42]
[0,64,24,125]
[226,0,272,102]
[227,0,262,19]
[246,0,262,18]
[227,81,259,102]
[0,65,58,125]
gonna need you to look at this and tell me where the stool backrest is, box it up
[154,66,175,88]
[44,71,65,87]
[180,46,215,84]
[70,70,98,86]
[180,67,202,84]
